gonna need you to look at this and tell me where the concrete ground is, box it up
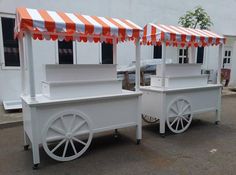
[0,95,236,175]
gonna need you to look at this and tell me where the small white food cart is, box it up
[140,23,225,135]
[15,8,142,168]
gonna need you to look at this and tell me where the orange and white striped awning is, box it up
[142,23,226,47]
[14,7,142,43]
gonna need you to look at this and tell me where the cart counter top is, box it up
[140,84,222,93]
[22,90,142,107]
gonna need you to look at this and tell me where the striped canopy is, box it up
[15,8,142,43]
[142,23,226,47]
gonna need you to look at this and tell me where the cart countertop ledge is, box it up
[21,90,142,107]
[140,84,222,92]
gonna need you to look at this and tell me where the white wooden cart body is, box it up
[140,23,225,134]
[22,90,141,163]
[141,84,221,134]
[15,8,142,167]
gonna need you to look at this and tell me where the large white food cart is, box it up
[15,7,142,168]
[140,23,225,135]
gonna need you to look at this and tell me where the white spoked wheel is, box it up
[142,114,159,124]
[42,111,93,161]
[167,98,193,134]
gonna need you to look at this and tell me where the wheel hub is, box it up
[66,132,72,140]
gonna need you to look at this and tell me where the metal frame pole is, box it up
[161,42,166,87]
[113,38,117,65]
[25,32,36,98]
[217,44,224,84]
[18,37,26,95]
[135,38,141,91]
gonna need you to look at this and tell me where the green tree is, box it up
[178,6,213,30]
[178,6,213,62]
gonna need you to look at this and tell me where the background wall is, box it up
[0,0,236,102]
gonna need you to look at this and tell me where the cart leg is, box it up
[215,90,221,125]
[159,117,166,137]
[23,131,30,150]
[136,124,142,145]
[113,129,119,138]
[215,109,221,125]
[159,93,166,137]
[159,106,166,137]
[136,97,142,144]
[32,143,40,169]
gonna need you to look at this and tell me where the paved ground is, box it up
[0,95,236,175]
[0,107,22,125]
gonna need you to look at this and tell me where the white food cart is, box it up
[140,23,225,135]
[15,7,142,168]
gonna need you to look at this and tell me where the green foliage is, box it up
[178,6,213,29]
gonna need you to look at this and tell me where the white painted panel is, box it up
[156,64,202,77]
[151,75,208,88]
[141,89,163,118]
[42,80,122,99]
[44,64,117,81]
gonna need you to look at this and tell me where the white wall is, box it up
[76,43,100,64]
[1,0,236,102]
[231,41,236,85]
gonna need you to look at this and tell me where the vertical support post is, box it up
[215,43,224,124]
[159,92,166,136]
[25,32,36,98]
[113,38,117,65]
[135,38,141,91]
[161,42,166,87]
[217,44,224,84]
[30,107,40,166]
[136,95,142,143]
[18,38,26,95]
[73,41,77,64]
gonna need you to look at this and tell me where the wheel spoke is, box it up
[180,118,184,129]
[50,126,65,135]
[169,114,178,118]
[181,104,191,115]
[181,115,190,123]
[61,116,67,132]
[74,130,90,137]
[170,117,179,127]
[175,118,180,130]
[72,136,86,146]
[62,140,69,158]
[176,101,180,114]
[180,100,185,112]
[170,106,178,115]
[46,135,65,142]
[69,114,76,132]
[71,121,86,133]
[70,140,77,155]
[51,138,66,153]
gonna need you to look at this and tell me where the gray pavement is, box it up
[0,95,236,175]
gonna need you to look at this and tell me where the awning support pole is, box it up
[25,32,36,98]
[217,44,224,84]
[113,38,117,65]
[135,38,141,91]
[19,38,26,96]
[161,42,166,87]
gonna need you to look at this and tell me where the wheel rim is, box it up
[167,98,192,134]
[142,114,159,124]
[42,111,93,161]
